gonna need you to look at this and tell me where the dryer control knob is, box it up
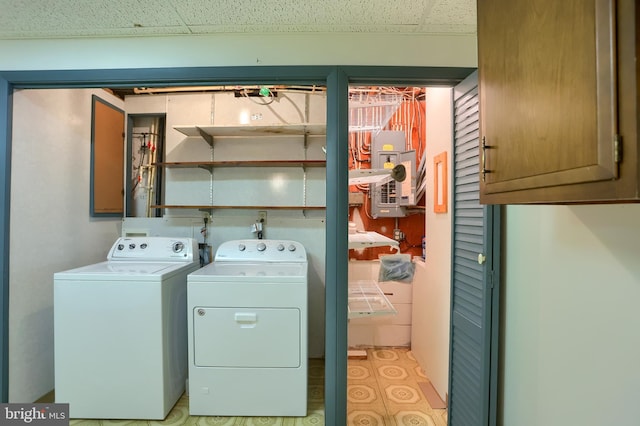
[257,242,267,251]
[277,244,285,251]
[238,243,246,251]
[288,244,297,252]
[172,242,184,253]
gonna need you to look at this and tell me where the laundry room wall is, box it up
[123,90,328,358]
[9,89,124,402]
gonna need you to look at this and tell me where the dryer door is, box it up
[193,307,301,368]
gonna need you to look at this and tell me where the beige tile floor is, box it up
[67,349,446,425]
[347,348,448,426]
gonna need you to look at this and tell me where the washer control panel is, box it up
[215,239,306,262]
[108,237,197,262]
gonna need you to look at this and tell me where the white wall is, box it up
[0,33,477,70]
[411,87,453,402]
[9,89,123,402]
[502,205,640,426]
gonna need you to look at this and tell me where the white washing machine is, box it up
[187,239,308,417]
[54,237,199,419]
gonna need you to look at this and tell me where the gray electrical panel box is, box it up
[370,131,416,218]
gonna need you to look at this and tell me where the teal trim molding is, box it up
[0,76,12,403]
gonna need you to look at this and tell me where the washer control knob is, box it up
[277,244,285,251]
[257,242,267,252]
[140,243,147,249]
[129,243,136,250]
[288,244,297,252]
[172,242,184,253]
[117,244,124,251]
[238,243,246,251]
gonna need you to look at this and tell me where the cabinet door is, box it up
[478,0,619,203]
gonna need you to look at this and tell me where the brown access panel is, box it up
[91,95,124,216]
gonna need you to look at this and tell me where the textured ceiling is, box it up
[0,0,476,40]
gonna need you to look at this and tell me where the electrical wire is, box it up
[347,85,427,200]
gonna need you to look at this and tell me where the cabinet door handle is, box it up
[481,137,490,182]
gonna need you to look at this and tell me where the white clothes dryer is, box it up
[54,237,199,419]
[187,239,308,417]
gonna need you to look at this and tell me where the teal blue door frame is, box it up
[0,66,474,425]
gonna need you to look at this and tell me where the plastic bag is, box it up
[378,254,415,283]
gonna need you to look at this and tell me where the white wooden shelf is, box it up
[348,280,397,319]
[173,123,326,145]
[348,231,400,251]
[153,160,326,173]
[150,205,326,211]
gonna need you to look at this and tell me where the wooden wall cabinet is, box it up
[477,0,639,204]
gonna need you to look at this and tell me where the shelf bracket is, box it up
[197,164,214,174]
[196,126,214,147]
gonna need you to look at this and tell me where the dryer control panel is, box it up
[107,237,198,262]
[214,239,307,262]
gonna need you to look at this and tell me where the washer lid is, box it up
[189,261,307,281]
[54,260,194,280]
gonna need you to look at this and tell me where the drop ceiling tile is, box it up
[173,0,428,27]
[187,24,420,34]
[0,0,476,40]
[421,0,476,26]
[0,0,187,35]
[0,26,191,40]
